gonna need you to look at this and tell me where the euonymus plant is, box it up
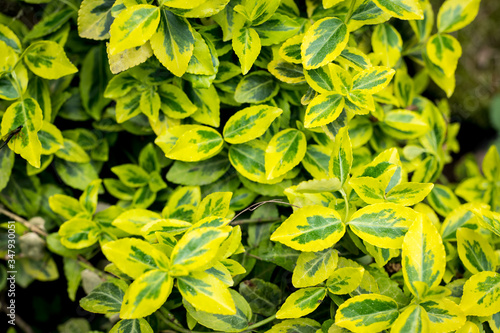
[1,0,499,332]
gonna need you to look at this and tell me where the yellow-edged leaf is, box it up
[265,129,307,179]
[223,105,282,144]
[276,287,326,319]
[292,249,338,288]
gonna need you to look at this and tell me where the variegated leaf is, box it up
[276,287,326,319]
[304,93,344,128]
[372,0,423,20]
[437,0,480,33]
[426,33,462,77]
[327,267,365,295]
[265,129,307,179]
[271,205,345,252]
[402,214,446,298]
[223,105,282,144]
[292,249,338,288]
[391,305,430,333]
[301,17,348,69]
[460,271,500,316]
[456,228,497,274]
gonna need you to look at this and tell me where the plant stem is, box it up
[231,217,281,226]
[0,204,47,237]
[340,189,349,222]
[157,309,218,333]
[244,314,276,332]
[344,0,357,24]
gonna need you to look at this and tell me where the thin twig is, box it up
[230,200,300,224]
[0,205,47,237]
[231,217,281,226]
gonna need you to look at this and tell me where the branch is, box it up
[0,205,47,237]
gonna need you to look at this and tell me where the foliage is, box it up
[0,0,498,332]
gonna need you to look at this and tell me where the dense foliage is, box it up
[1,0,499,332]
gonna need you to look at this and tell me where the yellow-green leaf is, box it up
[372,0,423,20]
[304,65,334,94]
[372,23,402,68]
[266,319,321,333]
[348,203,418,249]
[232,25,261,75]
[1,98,43,168]
[271,205,345,252]
[59,218,99,249]
[177,270,236,315]
[302,144,330,180]
[195,192,232,221]
[380,110,429,140]
[329,127,352,185]
[150,9,194,77]
[279,34,303,64]
[437,0,480,33]
[460,271,500,316]
[0,24,22,53]
[470,207,500,237]
[482,145,500,181]
[391,305,430,333]
[112,209,161,235]
[120,270,173,318]
[78,0,115,40]
[268,59,305,84]
[102,238,169,279]
[170,226,230,275]
[402,214,446,298]
[386,182,434,206]
[223,105,282,144]
[420,298,466,332]
[276,287,326,319]
[157,84,197,119]
[109,5,160,55]
[55,139,90,163]
[38,121,64,155]
[265,129,307,179]
[327,267,365,295]
[352,66,395,94]
[456,228,497,274]
[335,294,399,333]
[292,249,338,288]
[24,41,78,79]
[304,93,344,128]
[426,33,462,78]
[301,17,348,70]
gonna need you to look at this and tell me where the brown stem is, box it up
[0,205,47,237]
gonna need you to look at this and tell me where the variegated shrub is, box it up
[1,0,498,332]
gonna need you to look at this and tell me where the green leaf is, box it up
[111,164,149,188]
[276,287,326,319]
[327,267,365,295]
[304,65,334,94]
[456,228,497,274]
[108,4,160,55]
[0,148,14,192]
[460,271,500,316]
[78,0,115,40]
[24,41,78,79]
[58,218,99,249]
[420,298,466,332]
[372,0,423,20]
[482,145,500,181]
[402,214,446,298]
[253,13,305,46]
[268,59,305,84]
[186,73,218,109]
[112,209,161,235]
[79,179,101,215]
[55,139,90,163]
[24,8,74,41]
[380,110,429,140]
[239,278,281,317]
[338,47,372,71]
[385,182,433,206]
[335,294,399,332]
[184,289,252,332]
[437,0,480,33]
[120,270,173,318]
[101,238,169,279]
[38,121,64,155]
[352,66,395,94]
[391,305,430,333]
[301,17,348,69]
[292,248,338,288]
[177,270,236,315]
[157,83,197,119]
[347,203,418,249]
[164,126,223,162]
[167,154,230,186]
[80,280,128,314]
[266,319,320,333]
[150,9,194,76]
[1,98,43,168]
[265,128,307,179]
[223,105,283,144]
[54,160,99,190]
[170,226,230,275]
[232,26,261,75]
[279,34,303,64]
[302,144,330,180]
[109,319,154,333]
[234,71,279,104]
[271,205,345,252]
[427,184,461,217]
[195,192,232,221]
[372,23,402,68]
[304,93,344,128]
[0,24,22,53]
[426,33,462,78]
[329,128,352,185]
